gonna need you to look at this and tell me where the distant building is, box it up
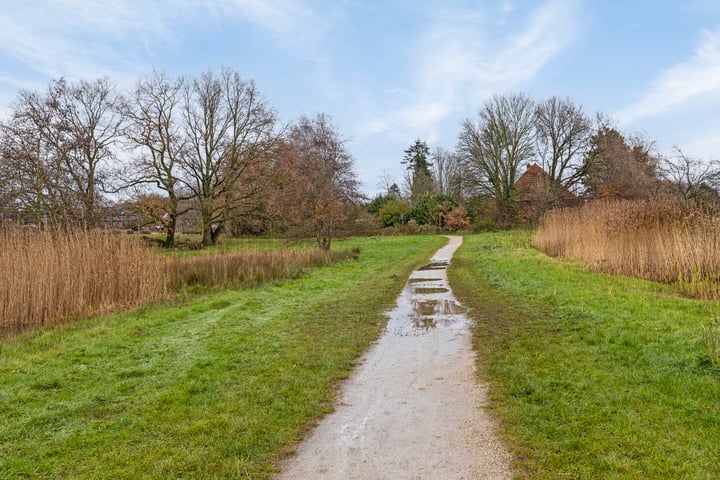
[515,163,578,222]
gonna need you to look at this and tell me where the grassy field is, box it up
[0,235,446,479]
[450,231,720,479]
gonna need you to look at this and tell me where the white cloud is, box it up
[616,28,720,124]
[680,127,720,159]
[358,0,579,142]
[0,0,324,88]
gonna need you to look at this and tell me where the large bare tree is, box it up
[535,96,592,192]
[0,84,85,226]
[457,93,536,223]
[124,71,190,247]
[54,78,126,226]
[431,147,466,202]
[178,68,278,246]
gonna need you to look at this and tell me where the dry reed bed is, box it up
[1,229,356,338]
[167,248,354,289]
[0,229,167,336]
[534,199,720,298]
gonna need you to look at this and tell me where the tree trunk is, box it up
[163,216,176,248]
[200,206,213,246]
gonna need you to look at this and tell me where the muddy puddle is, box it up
[384,255,471,336]
[276,236,512,480]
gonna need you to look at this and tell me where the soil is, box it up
[275,236,512,479]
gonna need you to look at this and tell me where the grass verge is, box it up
[449,231,720,479]
[0,235,446,479]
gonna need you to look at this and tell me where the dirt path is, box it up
[275,236,512,479]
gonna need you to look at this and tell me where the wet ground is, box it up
[276,236,512,479]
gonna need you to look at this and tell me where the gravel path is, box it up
[275,236,512,479]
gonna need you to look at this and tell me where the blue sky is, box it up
[1,0,719,194]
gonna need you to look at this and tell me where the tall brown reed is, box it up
[167,248,356,289]
[0,228,168,337]
[1,228,359,338]
[534,199,720,299]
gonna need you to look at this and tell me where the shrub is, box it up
[410,193,457,226]
[444,206,471,232]
[378,200,412,227]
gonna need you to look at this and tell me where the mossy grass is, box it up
[450,231,720,479]
[0,235,446,479]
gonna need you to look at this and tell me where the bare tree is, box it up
[0,86,78,225]
[376,168,400,196]
[431,147,466,201]
[457,93,536,223]
[284,114,361,250]
[53,78,126,226]
[124,71,190,247]
[535,96,592,192]
[178,68,278,246]
[661,147,720,204]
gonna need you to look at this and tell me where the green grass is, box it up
[449,231,720,479]
[0,235,446,479]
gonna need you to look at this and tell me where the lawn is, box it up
[0,235,446,479]
[450,231,720,479]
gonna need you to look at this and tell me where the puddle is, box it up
[413,299,468,315]
[407,278,442,284]
[414,300,438,316]
[412,317,437,330]
[414,287,449,295]
[418,262,449,271]
[385,239,471,335]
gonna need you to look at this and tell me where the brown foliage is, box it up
[443,206,471,232]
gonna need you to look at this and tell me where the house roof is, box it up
[515,163,547,194]
[515,163,577,202]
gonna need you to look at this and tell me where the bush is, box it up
[444,206,471,232]
[378,200,412,227]
[410,193,456,226]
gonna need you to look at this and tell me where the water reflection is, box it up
[385,254,472,335]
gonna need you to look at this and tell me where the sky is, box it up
[1,0,719,195]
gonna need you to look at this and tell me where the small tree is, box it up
[284,114,361,250]
[661,147,720,205]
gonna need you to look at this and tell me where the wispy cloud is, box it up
[0,0,324,87]
[616,28,720,124]
[359,0,580,142]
